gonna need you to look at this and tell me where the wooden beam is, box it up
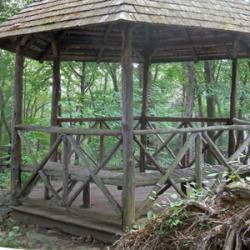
[62,136,70,206]
[229,135,250,162]
[134,125,250,135]
[183,29,198,62]
[136,134,196,219]
[38,170,62,206]
[195,134,203,189]
[58,116,229,124]
[139,25,151,173]
[50,54,61,161]
[11,40,24,204]
[228,53,238,156]
[121,25,135,230]
[139,56,150,172]
[99,122,105,163]
[82,182,90,208]
[202,133,240,180]
[16,125,122,136]
[17,136,62,199]
[66,136,122,215]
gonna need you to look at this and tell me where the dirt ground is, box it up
[0,190,110,250]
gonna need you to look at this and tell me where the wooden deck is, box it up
[12,199,123,243]
[14,124,250,241]
[13,162,250,242]
[22,162,250,187]
[13,183,156,243]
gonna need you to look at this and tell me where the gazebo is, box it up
[1,0,250,241]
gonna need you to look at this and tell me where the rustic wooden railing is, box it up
[14,120,250,224]
[57,116,230,170]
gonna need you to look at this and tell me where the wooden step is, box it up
[12,202,123,243]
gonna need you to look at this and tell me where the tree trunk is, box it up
[107,63,119,92]
[204,61,216,164]
[181,62,197,169]
[75,62,86,165]
[184,62,196,117]
[236,72,247,149]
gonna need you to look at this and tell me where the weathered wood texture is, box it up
[1,0,250,38]
[21,162,250,189]
[195,134,203,189]
[228,58,238,156]
[50,56,61,161]
[62,137,70,206]
[11,41,24,203]
[121,25,135,229]
[17,123,250,136]
[1,1,250,62]
[140,57,150,173]
[12,202,122,243]
[18,136,62,199]
[58,116,229,123]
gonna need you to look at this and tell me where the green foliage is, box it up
[167,200,185,228]
[0,169,11,189]
[0,222,21,248]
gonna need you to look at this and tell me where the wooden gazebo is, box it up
[1,0,250,241]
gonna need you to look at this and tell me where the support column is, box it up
[139,57,150,172]
[228,59,238,156]
[121,25,135,230]
[11,41,24,204]
[46,53,61,200]
[50,56,61,161]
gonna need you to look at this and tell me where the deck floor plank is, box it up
[22,162,250,187]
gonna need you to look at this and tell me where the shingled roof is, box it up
[0,0,250,62]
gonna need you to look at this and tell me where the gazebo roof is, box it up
[0,0,250,62]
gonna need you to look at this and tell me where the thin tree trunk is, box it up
[106,63,119,92]
[236,68,247,149]
[204,61,216,164]
[182,62,197,168]
[76,62,86,165]
[185,62,196,117]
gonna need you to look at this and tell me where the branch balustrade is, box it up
[15,116,250,222]
[57,116,231,170]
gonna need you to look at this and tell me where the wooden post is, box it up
[121,25,135,230]
[181,123,188,167]
[82,183,90,208]
[62,136,70,206]
[99,121,104,162]
[228,58,238,156]
[139,57,150,172]
[140,26,151,173]
[46,47,61,200]
[11,41,24,204]
[195,134,203,189]
[50,55,61,161]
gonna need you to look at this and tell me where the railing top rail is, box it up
[16,124,250,136]
[58,116,229,123]
[16,125,122,136]
[233,118,250,125]
[134,124,250,135]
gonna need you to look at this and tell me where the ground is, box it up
[0,190,109,250]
